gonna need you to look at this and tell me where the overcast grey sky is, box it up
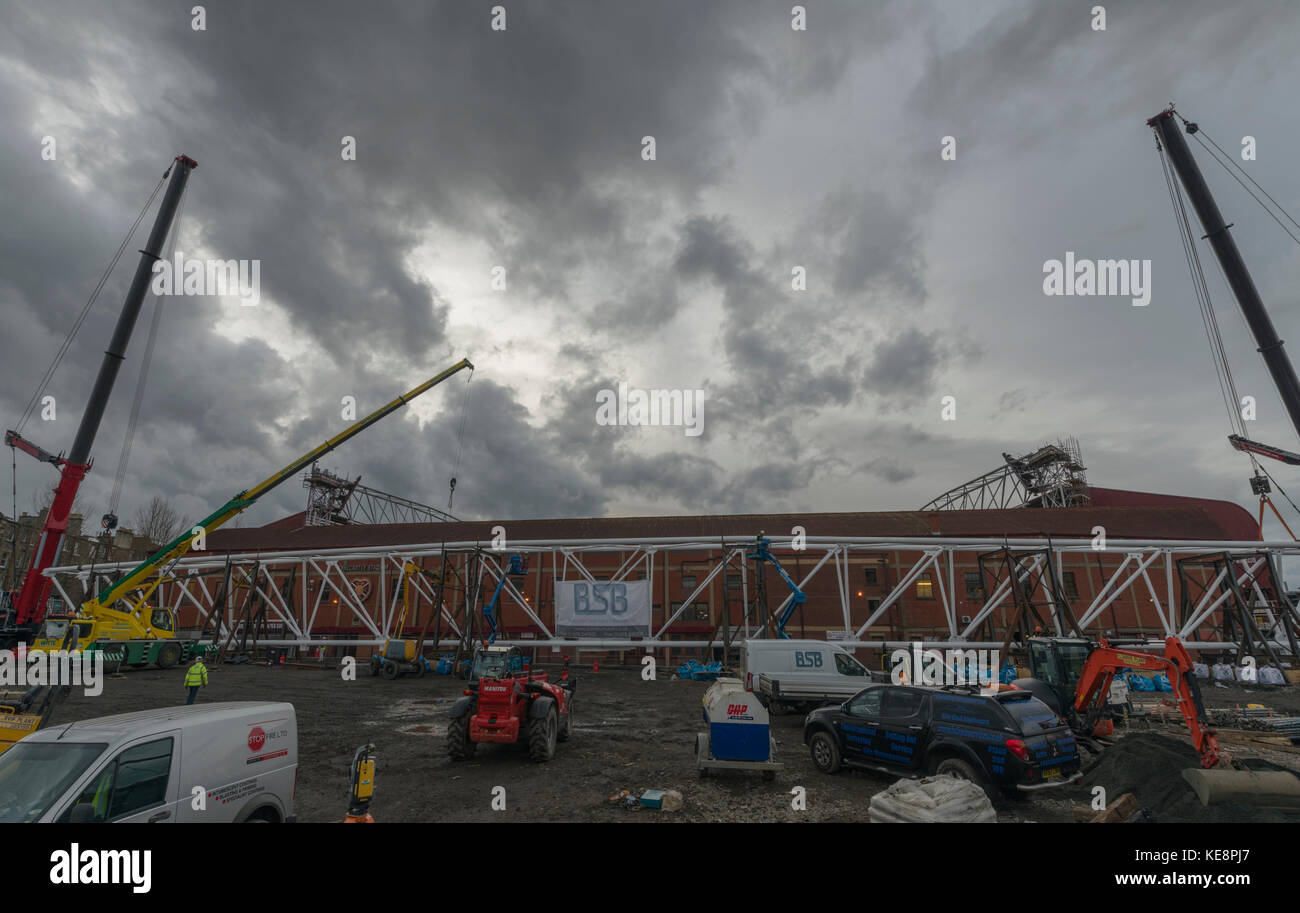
[3,0,1300,533]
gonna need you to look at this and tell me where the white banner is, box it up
[554,579,651,637]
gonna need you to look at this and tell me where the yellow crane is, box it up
[31,359,474,670]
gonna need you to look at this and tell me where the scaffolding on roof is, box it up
[921,437,1091,511]
[303,462,457,526]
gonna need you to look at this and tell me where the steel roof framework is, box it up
[41,534,1300,654]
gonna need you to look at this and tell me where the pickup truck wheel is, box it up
[935,757,996,800]
[528,707,558,762]
[446,712,476,760]
[809,731,841,774]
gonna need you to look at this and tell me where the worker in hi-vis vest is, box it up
[185,654,209,705]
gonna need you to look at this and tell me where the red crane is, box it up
[3,154,196,645]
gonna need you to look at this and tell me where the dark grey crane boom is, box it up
[1149,108,1300,444]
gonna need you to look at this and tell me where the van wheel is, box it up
[156,644,181,669]
[809,731,841,774]
[447,713,476,760]
[935,757,996,800]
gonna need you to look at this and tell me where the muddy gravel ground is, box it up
[51,662,1299,823]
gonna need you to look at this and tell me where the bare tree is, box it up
[133,495,189,546]
[29,489,95,524]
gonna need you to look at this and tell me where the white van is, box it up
[0,702,297,823]
[743,639,880,711]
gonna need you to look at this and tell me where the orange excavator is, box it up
[1013,636,1300,807]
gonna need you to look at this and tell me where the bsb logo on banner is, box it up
[554,580,651,638]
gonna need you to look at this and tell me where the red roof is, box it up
[207,495,1259,554]
[1086,487,1258,541]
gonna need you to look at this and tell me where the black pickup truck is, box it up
[803,683,1082,797]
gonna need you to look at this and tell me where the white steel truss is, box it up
[42,534,1300,652]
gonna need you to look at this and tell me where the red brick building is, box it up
[192,487,1261,662]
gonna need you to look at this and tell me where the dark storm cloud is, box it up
[5,0,1298,534]
[910,0,1291,143]
[346,377,608,521]
[538,360,725,505]
[1,0,911,525]
[863,326,946,401]
[812,189,927,301]
[860,456,915,485]
[671,214,869,423]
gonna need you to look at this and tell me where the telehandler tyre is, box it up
[447,713,476,760]
[528,706,558,762]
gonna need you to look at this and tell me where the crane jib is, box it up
[84,359,473,610]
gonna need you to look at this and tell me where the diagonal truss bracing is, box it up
[41,534,1300,654]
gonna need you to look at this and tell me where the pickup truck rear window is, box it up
[1002,699,1065,733]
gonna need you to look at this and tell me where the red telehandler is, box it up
[446,645,574,763]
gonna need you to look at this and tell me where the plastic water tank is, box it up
[702,677,771,762]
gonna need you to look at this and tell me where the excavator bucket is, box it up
[1182,766,1300,809]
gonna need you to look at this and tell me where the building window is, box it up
[725,573,742,591]
[863,567,879,586]
[916,573,934,600]
[1062,571,1079,600]
[681,573,697,591]
[964,572,985,601]
[669,601,709,622]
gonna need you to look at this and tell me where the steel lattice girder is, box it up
[42,534,1300,652]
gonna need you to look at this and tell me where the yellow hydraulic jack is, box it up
[344,743,377,823]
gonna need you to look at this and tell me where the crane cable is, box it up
[1170,109,1300,249]
[447,365,474,511]
[105,178,189,529]
[1157,112,1300,536]
[14,168,170,434]
[1155,134,1251,446]
[9,162,170,597]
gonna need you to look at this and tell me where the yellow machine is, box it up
[370,561,442,679]
[0,627,77,754]
[28,359,474,671]
[343,743,377,823]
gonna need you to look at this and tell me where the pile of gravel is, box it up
[1079,733,1291,823]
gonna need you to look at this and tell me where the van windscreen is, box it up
[0,741,108,823]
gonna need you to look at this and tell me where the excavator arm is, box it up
[1073,637,1221,768]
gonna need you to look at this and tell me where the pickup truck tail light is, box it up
[1005,738,1031,762]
